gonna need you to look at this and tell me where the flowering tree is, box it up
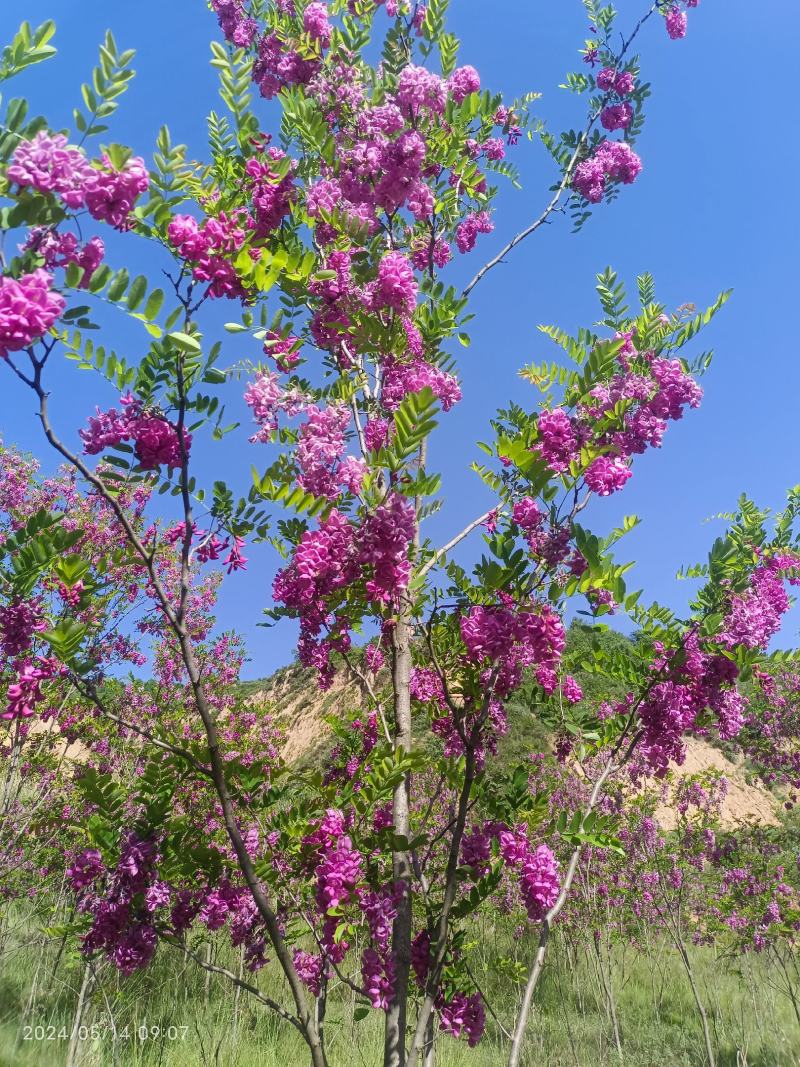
[2,3,798,1067]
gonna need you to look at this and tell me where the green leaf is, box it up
[107,268,129,303]
[388,387,439,466]
[168,331,201,355]
[126,275,148,311]
[144,288,165,320]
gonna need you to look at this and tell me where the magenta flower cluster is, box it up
[80,394,192,471]
[0,270,65,359]
[460,600,566,699]
[573,140,642,204]
[23,229,105,290]
[531,335,702,500]
[9,132,148,230]
[273,497,415,684]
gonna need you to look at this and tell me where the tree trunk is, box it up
[594,937,622,1057]
[384,607,413,1067]
[675,937,716,1067]
[231,945,245,1056]
[65,961,93,1067]
[422,1013,435,1067]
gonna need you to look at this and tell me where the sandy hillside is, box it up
[17,664,782,831]
[256,665,781,828]
[655,737,779,829]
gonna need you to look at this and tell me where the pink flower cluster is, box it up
[359,885,400,1009]
[0,598,46,658]
[597,65,636,132]
[210,0,258,47]
[499,830,560,921]
[253,31,322,99]
[273,496,414,684]
[410,931,485,1042]
[244,368,307,442]
[164,522,248,574]
[0,269,65,358]
[293,949,324,996]
[167,150,294,299]
[24,229,105,289]
[636,631,755,774]
[381,357,462,413]
[364,417,391,453]
[535,408,578,473]
[244,373,366,499]
[70,834,159,975]
[597,67,636,96]
[371,252,417,315]
[80,395,191,471]
[530,339,702,499]
[83,155,149,230]
[280,42,495,258]
[263,330,302,372]
[455,210,494,254]
[584,455,632,496]
[460,600,566,699]
[359,493,415,602]
[439,992,486,1047]
[7,131,90,207]
[3,658,56,721]
[720,557,799,651]
[168,211,249,300]
[304,809,364,961]
[573,140,642,204]
[9,132,149,230]
[665,2,700,40]
[296,405,365,499]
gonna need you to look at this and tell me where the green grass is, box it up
[1,909,798,1067]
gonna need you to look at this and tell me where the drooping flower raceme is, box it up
[80,395,192,470]
[0,270,65,358]
[8,133,149,228]
[573,140,642,204]
[7,131,91,207]
[82,155,150,230]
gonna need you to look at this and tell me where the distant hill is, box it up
[243,625,781,830]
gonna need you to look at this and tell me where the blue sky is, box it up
[2,1,798,677]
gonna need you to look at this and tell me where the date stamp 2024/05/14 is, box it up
[21,1021,190,1043]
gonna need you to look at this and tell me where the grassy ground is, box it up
[1,910,798,1067]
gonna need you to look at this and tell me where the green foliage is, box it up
[0,20,56,83]
[386,386,439,468]
[210,41,259,146]
[41,619,88,663]
[0,508,83,596]
[595,267,629,329]
[672,288,733,348]
[73,32,135,138]
[0,97,48,167]
[137,124,189,227]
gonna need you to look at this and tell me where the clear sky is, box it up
[1,1,798,678]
